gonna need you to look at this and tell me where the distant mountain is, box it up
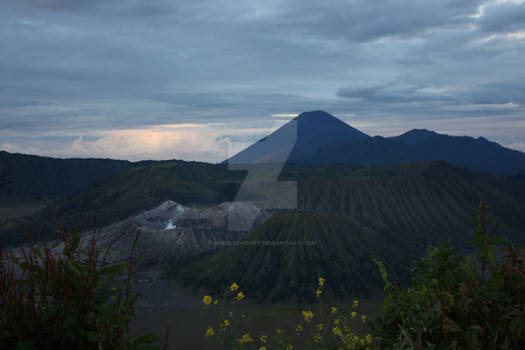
[0,151,133,203]
[227,110,370,164]
[226,111,525,175]
[389,129,525,175]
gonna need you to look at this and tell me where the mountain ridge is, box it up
[226,110,525,175]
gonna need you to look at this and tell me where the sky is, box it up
[1,0,525,162]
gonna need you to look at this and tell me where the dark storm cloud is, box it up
[478,1,525,33]
[336,80,454,103]
[13,0,175,16]
[470,80,525,104]
[269,0,483,42]
[1,0,525,159]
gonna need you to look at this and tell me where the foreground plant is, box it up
[373,203,525,349]
[203,277,375,350]
[0,201,160,349]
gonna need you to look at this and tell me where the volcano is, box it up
[226,110,525,175]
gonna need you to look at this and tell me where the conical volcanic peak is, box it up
[226,110,370,164]
[293,110,370,144]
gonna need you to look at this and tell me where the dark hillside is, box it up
[0,161,246,246]
[296,161,525,248]
[169,213,409,302]
[168,161,525,301]
[0,151,132,203]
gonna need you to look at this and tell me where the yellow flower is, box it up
[228,311,233,318]
[318,277,325,287]
[302,310,314,322]
[224,319,230,327]
[333,326,342,336]
[313,333,323,343]
[259,347,267,350]
[366,334,373,344]
[260,335,268,343]
[334,318,340,325]
[236,291,245,301]
[202,295,212,306]
[276,329,284,335]
[213,299,218,305]
[331,306,338,315]
[286,345,293,350]
[353,299,359,308]
[230,282,239,291]
[205,326,214,337]
[315,289,322,297]
[296,324,303,334]
[316,323,324,331]
[238,333,253,343]
[361,314,367,323]
[351,311,357,319]
[360,338,366,345]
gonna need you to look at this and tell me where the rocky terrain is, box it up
[94,200,272,266]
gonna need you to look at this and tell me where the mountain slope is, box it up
[226,110,525,175]
[227,111,370,164]
[0,161,247,246]
[0,151,133,203]
[312,130,525,175]
[168,161,525,301]
[169,213,409,302]
[296,161,525,247]
[389,129,525,175]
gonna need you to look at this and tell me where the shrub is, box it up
[373,203,525,349]
[0,202,160,349]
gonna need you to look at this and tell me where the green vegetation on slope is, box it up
[169,212,413,303]
[296,161,525,248]
[0,151,133,204]
[168,161,525,302]
[1,160,246,246]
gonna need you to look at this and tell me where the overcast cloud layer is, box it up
[1,0,525,161]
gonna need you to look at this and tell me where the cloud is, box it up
[336,77,453,103]
[238,0,483,43]
[506,142,525,153]
[1,143,43,155]
[0,122,286,162]
[1,0,525,160]
[1,126,230,162]
[477,1,525,34]
[469,80,525,105]
[64,129,229,162]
